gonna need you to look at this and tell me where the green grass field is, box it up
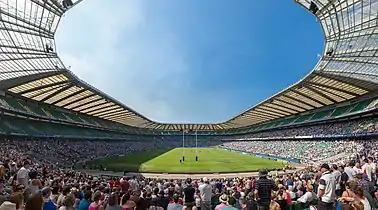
[90,148,284,173]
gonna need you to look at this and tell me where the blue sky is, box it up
[56,0,323,123]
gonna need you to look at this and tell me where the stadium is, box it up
[0,0,377,209]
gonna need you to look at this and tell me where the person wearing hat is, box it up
[215,194,228,210]
[254,169,278,210]
[317,163,336,210]
[222,196,238,210]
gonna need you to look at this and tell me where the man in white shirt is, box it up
[353,162,363,174]
[198,177,212,210]
[344,162,356,180]
[362,159,372,181]
[129,176,139,191]
[17,161,29,187]
[17,161,30,200]
[318,164,336,210]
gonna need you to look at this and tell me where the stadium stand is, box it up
[0,0,378,210]
[1,93,378,137]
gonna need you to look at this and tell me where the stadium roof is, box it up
[0,0,378,130]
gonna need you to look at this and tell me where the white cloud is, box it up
[56,0,231,123]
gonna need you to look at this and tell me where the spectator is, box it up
[105,194,121,210]
[59,194,75,210]
[167,194,182,210]
[25,193,43,210]
[57,186,71,208]
[344,162,356,180]
[361,159,372,181]
[317,164,336,210]
[198,177,211,210]
[332,164,342,197]
[148,198,162,210]
[42,187,56,210]
[89,191,103,210]
[183,178,195,208]
[297,184,316,206]
[338,185,371,210]
[215,194,228,210]
[78,190,92,210]
[222,196,238,210]
[254,169,278,210]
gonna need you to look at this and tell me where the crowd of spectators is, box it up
[0,116,377,210]
[0,136,377,210]
[221,140,364,165]
[0,139,158,168]
[232,117,378,140]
